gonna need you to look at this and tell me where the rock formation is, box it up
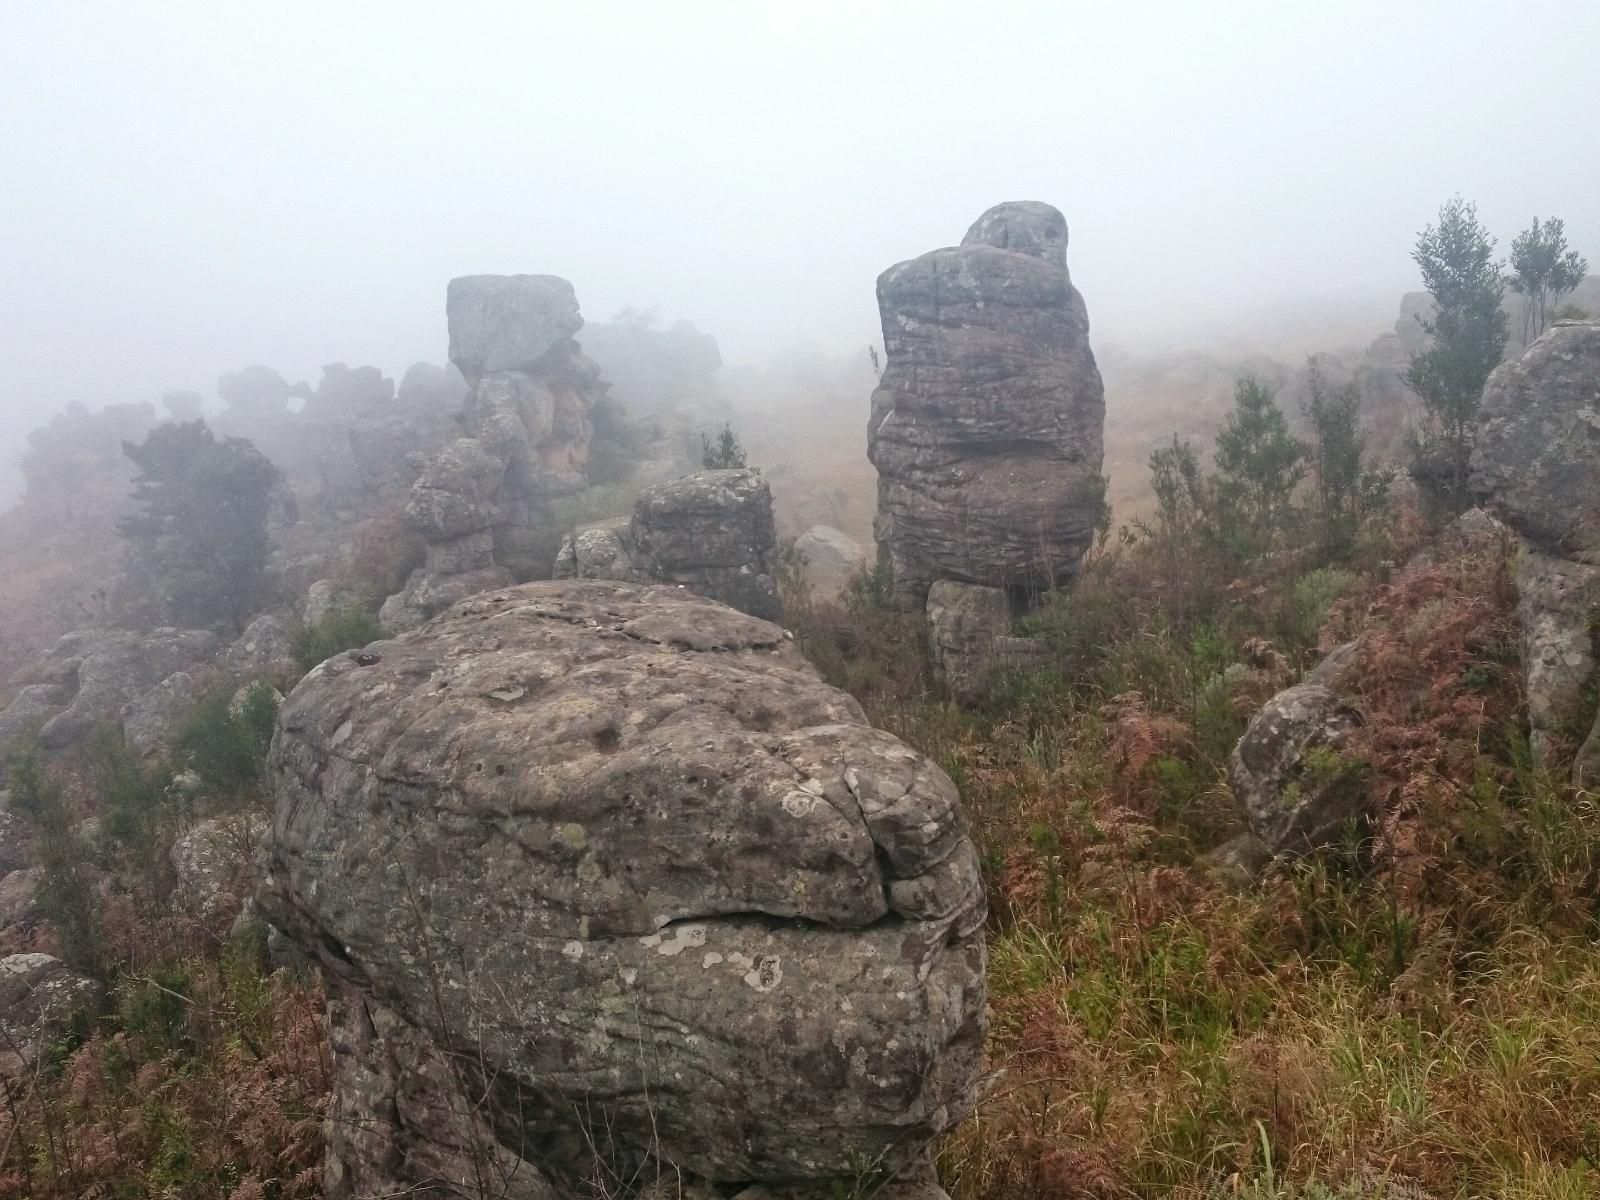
[1471,321,1600,774]
[868,201,1105,609]
[259,580,985,1199]
[553,469,781,620]
[0,953,103,1079]
[793,524,867,596]
[381,276,604,632]
[867,201,1105,698]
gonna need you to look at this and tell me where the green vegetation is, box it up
[1509,216,1589,347]
[292,605,383,672]
[700,421,749,469]
[1405,196,1508,516]
[119,421,282,634]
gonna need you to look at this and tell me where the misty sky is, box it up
[3,0,1598,448]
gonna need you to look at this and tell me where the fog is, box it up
[3,0,1597,493]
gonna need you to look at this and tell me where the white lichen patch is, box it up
[561,940,584,961]
[702,951,724,968]
[330,720,354,747]
[638,924,706,957]
[743,954,782,993]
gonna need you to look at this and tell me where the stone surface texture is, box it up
[0,953,104,1078]
[868,201,1105,609]
[1229,683,1365,854]
[382,276,604,632]
[259,580,984,1199]
[1472,321,1600,556]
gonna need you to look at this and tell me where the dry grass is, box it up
[795,524,1600,1199]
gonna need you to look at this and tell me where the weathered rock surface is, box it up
[926,580,1049,705]
[794,525,867,596]
[0,868,41,932]
[121,669,204,757]
[553,472,782,620]
[260,580,984,1199]
[1513,547,1600,761]
[223,614,298,683]
[629,470,780,620]
[383,276,605,632]
[171,813,269,924]
[1230,683,1366,854]
[1473,321,1600,556]
[302,579,364,628]
[868,201,1106,609]
[0,628,218,755]
[0,953,103,1078]
[552,517,640,583]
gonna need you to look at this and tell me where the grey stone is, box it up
[793,525,867,596]
[0,953,103,1079]
[868,202,1105,608]
[121,670,202,757]
[171,813,270,925]
[34,628,218,750]
[926,581,1050,704]
[447,275,583,381]
[1472,321,1600,556]
[1513,545,1600,764]
[1230,683,1366,854]
[259,580,984,1198]
[631,469,781,620]
[0,869,42,932]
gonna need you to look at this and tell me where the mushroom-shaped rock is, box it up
[259,580,985,1199]
[1230,683,1366,854]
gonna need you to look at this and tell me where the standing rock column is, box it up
[381,275,604,632]
[1471,319,1600,774]
[868,202,1105,695]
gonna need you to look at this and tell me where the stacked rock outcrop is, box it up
[381,275,604,631]
[867,201,1105,698]
[1471,319,1600,776]
[259,580,985,1200]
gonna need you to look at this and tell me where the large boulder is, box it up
[1473,320,1600,556]
[794,525,867,596]
[1229,683,1366,854]
[19,628,218,751]
[259,580,984,1199]
[447,275,584,382]
[868,201,1106,609]
[630,469,781,620]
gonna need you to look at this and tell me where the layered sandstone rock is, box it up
[868,201,1105,610]
[260,580,985,1199]
[381,276,604,631]
[553,469,780,619]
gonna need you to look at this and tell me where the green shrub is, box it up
[176,682,279,802]
[293,605,383,672]
[8,749,105,974]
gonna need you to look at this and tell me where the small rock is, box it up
[1230,683,1366,854]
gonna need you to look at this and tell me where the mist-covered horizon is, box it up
[3,1,1597,456]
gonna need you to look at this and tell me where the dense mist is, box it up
[2,0,1598,502]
